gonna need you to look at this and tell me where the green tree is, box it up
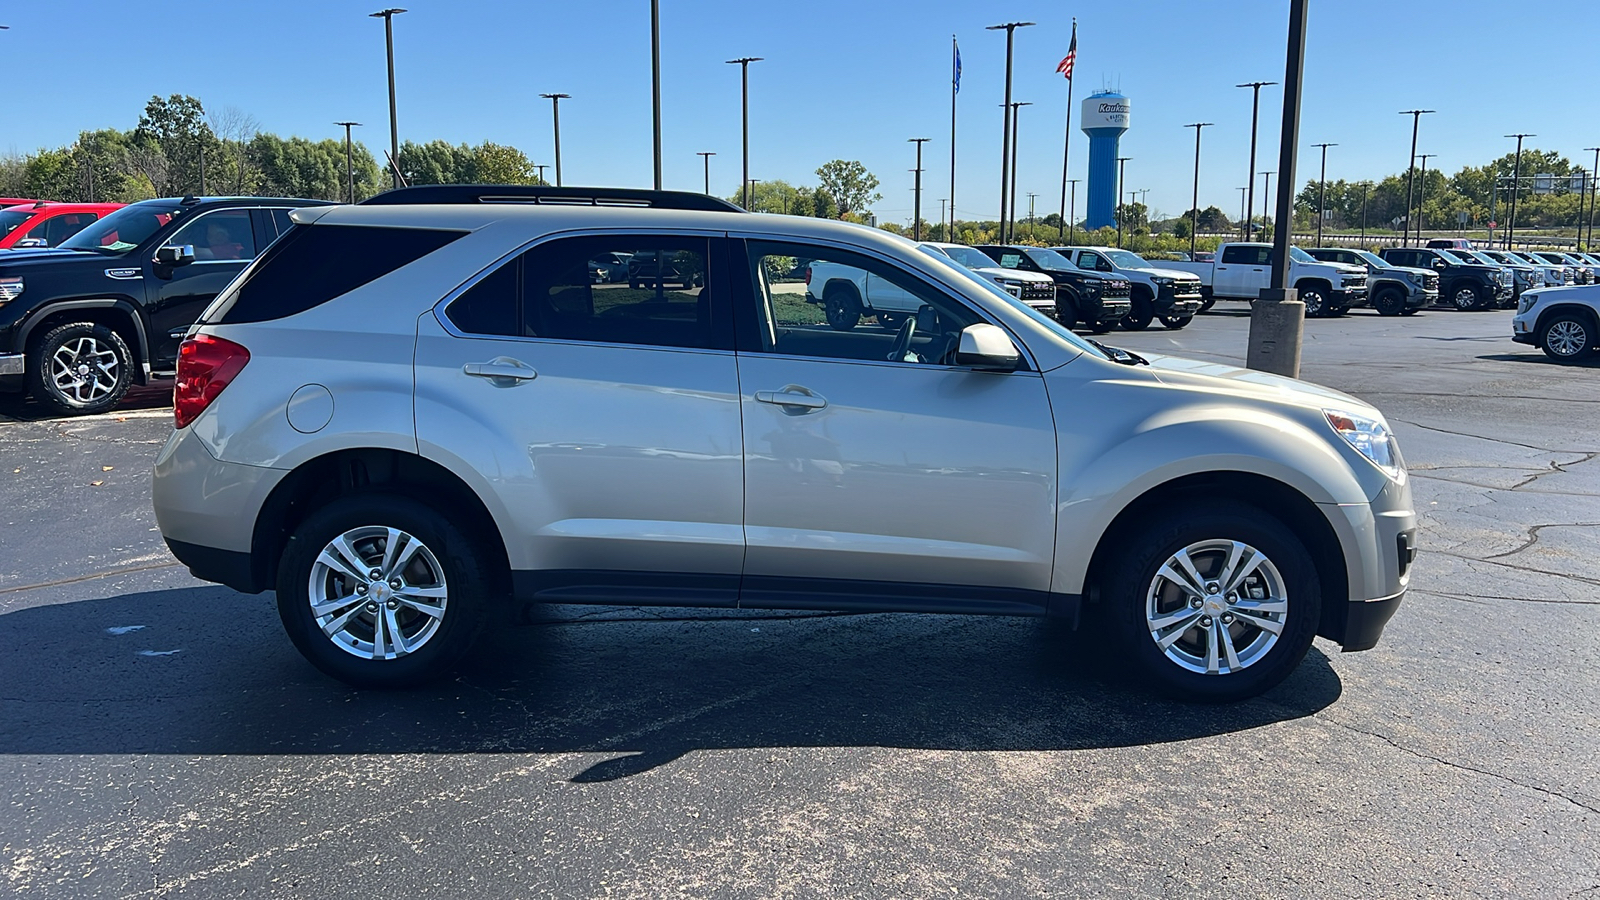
[815,159,880,217]
[135,94,216,195]
[811,186,837,219]
[472,141,540,184]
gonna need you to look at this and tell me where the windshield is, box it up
[59,204,180,254]
[0,210,33,237]
[1354,250,1392,268]
[1436,249,1473,265]
[915,248,1106,360]
[925,243,995,270]
[1023,247,1077,270]
[1101,249,1150,268]
[1461,251,1500,266]
[1289,246,1316,263]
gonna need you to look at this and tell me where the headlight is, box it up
[0,276,21,304]
[1324,409,1403,479]
[996,278,1023,298]
[1152,276,1173,286]
[1517,290,1540,314]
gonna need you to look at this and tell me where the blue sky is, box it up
[9,1,1598,221]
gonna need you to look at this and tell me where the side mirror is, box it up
[1432,259,1446,269]
[12,237,47,248]
[155,244,195,268]
[956,323,1021,371]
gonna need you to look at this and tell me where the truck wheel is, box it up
[276,493,497,688]
[1198,292,1216,314]
[823,285,862,332]
[1450,284,1481,311]
[1372,286,1406,316]
[1159,315,1193,329]
[1054,292,1082,329]
[27,321,134,417]
[1297,285,1327,317]
[1103,502,1321,702]
[1539,313,1595,363]
[1121,292,1155,331]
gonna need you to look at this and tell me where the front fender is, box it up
[1046,374,1369,595]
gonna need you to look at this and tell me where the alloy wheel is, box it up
[1546,320,1588,358]
[308,526,449,660]
[49,336,120,404]
[1144,539,1287,675]
[1453,287,1478,310]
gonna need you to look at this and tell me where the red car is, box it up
[0,201,125,249]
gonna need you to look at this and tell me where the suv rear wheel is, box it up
[1102,503,1320,702]
[276,494,496,688]
[1540,313,1595,363]
[27,321,133,417]
[823,284,862,332]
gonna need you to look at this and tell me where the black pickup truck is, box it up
[977,245,1132,333]
[1379,246,1512,312]
[0,195,329,415]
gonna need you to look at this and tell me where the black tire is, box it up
[1089,319,1115,334]
[1449,283,1482,311]
[26,321,134,417]
[1372,286,1406,317]
[1159,314,1193,329]
[1121,291,1155,331]
[823,285,862,332]
[276,493,498,688]
[1102,502,1321,702]
[1539,313,1596,364]
[1399,307,1419,317]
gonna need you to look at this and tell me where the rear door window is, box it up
[207,224,465,324]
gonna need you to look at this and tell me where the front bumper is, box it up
[1083,293,1133,323]
[1330,287,1367,308]
[1409,288,1438,310]
[0,352,21,393]
[1154,284,1204,316]
[1512,331,1537,346]
[1317,475,1416,651]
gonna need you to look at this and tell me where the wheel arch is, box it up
[19,298,150,382]
[822,277,863,304]
[1534,302,1600,340]
[249,448,511,599]
[1082,470,1350,643]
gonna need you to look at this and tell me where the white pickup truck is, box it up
[1165,242,1368,317]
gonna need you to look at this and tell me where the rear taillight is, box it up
[173,334,250,429]
[804,266,812,285]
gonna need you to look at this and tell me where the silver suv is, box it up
[152,186,1416,702]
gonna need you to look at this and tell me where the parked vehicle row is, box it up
[1166,242,1369,317]
[1057,246,1204,330]
[145,184,1415,703]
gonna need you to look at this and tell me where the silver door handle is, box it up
[755,389,827,410]
[463,360,538,382]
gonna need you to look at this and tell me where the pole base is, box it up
[1246,288,1305,378]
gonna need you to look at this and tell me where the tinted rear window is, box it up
[208,224,464,324]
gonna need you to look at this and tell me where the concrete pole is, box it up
[1246,0,1307,378]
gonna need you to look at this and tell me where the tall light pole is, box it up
[1185,123,1212,258]
[533,163,549,185]
[1238,186,1249,235]
[370,8,407,190]
[1505,133,1533,250]
[1312,142,1336,247]
[746,178,760,212]
[988,21,1035,243]
[1115,156,1131,248]
[1416,153,1435,242]
[1359,180,1371,245]
[1259,171,1275,238]
[1247,0,1307,379]
[1238,81,1278,240]
[1398,109,1435,247]
[697,151,715,195]
[335,121,361,203]
[1026,191,1038,225]
[650,0,662,189]
[1008,101,1032,238]
[1585,147,1600,252]
[1067,178,1080,245]
[726,57,763,210]
[938,198,947,237]
[909,138,930,241]
[540,93,570,186]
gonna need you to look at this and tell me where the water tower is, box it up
[1081,90,1130,230]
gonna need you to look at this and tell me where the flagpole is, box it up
[1057,20,1076,242]
[950,34,958,241]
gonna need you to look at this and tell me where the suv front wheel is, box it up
[276,494,496,688]
[27,321,133,417]
[1103,503,1321,702]
[1540,313,1595,363]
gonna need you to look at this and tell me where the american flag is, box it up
[1056,22,1077,80]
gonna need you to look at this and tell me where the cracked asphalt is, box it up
[1,305,1596,898]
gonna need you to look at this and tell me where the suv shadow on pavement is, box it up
[0,585,1342,780]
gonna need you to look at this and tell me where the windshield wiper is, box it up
[1087,339,1149,366]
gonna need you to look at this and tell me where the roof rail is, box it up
[359,184,745,213]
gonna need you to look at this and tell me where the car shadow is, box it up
[0,586,1343,780]
[0,380,172,423]
[1476,352,1599,367]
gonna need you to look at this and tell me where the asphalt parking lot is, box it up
[2,304,1596,898]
